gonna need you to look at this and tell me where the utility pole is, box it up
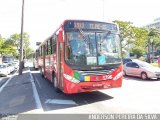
[102,0,104,21]
[19,0,24,75]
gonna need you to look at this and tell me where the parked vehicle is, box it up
[0,64,10,76]
[13,60,19,69]
[123,59,160,80]
[7,63,15,73]
[2,55,14,63]
[122,58,132,64]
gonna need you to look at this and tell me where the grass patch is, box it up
[151,63,158,67]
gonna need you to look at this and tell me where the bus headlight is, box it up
[113,71,123,80]
[64,74,80,84]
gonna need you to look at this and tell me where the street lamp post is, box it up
[19,0,24,75]
[102,0,104,21]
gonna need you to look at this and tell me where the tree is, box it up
[10,33,30,50]
[113,20,137,58]
[0,35,4,51]
[0,35,17,55]
[9,33,20,50]
[26,47,34,59]
[131,47,144,58]
[0,36,5,55]
[9,32,30,58]
[147,28,160,63]
[113,20,154,59]
[131,27,148,57]
[0,33,33,59]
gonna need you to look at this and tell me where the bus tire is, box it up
[40,68,44,77]
[51,73,60,92]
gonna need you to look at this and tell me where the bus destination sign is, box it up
[64,20,117,31]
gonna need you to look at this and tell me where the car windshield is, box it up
[65,30,121,66]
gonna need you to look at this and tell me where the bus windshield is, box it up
[65,30,121,66]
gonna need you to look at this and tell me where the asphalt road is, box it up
[31,68,160,113]
[0,65,160,114]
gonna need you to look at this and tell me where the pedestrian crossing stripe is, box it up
[45,99,77,105]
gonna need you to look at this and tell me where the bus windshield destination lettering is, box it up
[64,21,117,31]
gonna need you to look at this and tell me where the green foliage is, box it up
[131,47,145,58]
[10,32,30,50]
[146,28,160,63]
[0,35,4,49]
[133,27,148,48]
[0,35,16,55]
[0,33,33,59]
[26,47,34,59]
[113,20,153,58]
[113,20,135,47]
[9,32,31,58]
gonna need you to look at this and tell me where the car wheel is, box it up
[141,72,148,80]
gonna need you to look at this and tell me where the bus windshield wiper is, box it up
[78,29,94,55]
[78,29,88,41]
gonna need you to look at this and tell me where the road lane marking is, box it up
[0,76,13,93]
[45,99,78,105]
[35,77,41,89]
[29,69,43,112]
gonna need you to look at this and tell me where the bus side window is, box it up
[45,42,48,55]
[50,38,53,54]
[48,39,51,55]
[40,46,43,56]
[51,35,56,54]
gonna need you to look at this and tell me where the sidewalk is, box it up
[0,67,37,114]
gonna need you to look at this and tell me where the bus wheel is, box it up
[40,68,44,77]
[51,73,60,92]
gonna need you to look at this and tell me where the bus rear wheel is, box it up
[40,68,44,77]
[51,73,60,92]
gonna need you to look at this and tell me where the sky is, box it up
[0,0,160,50]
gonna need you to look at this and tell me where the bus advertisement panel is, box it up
[37,20,122,94]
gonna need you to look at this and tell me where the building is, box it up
[145,17,160,30]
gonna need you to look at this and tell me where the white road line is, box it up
[29,69,43,113]
[34,77,41,89]
[45,99,78,105]
[0,76,13,93]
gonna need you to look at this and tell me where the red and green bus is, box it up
[36,20,123,94]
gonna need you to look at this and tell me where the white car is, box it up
[7,63,15,73]
[123,60,160,80]
[0,64,10,76]
[13,60,19,69]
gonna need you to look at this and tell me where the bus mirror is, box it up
[58,31,64,42]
